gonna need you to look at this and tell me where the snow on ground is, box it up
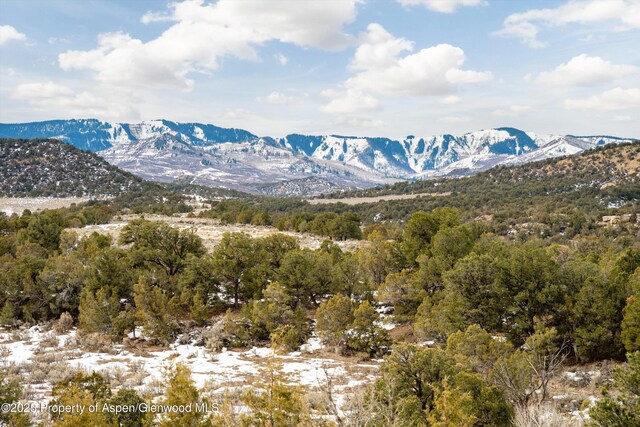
[0,326,379,412]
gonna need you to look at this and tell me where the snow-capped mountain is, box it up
[0,119,635,196]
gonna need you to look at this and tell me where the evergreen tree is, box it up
[50,372,113,427]
[570,276,626,361]
[622,296,640,353]
[0,370,30,427]
[316,294,354,350]
[212,232,264,306]
[133,277,178,344]
[402,211,439,265]
[78,287,120,335]
[159,363,210,427]
[377,270,426,319]
[120,219,205,276]
[241,359,311,426]
[106,389,147,427]
[39,254,85,317]
[588,351,640,426]
[358,230,398,287]
[348,300,391,358]
[427,378,477,427]
[21,210,66,252]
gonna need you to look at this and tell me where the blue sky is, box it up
[0,0,638,139]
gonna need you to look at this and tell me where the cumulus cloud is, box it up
[322,24,491,114]
[564,87,640,111]
[345,24,492,96]
[59,0,359,89]
[12,81,139,119]
[535,54,638,86]
[495,0,640,47]
[397,0,487,13]
[0,25,26,45]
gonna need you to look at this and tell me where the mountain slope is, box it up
[0,119,257,151]
[0,138,147,197]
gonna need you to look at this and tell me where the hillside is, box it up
[311,141,640,223]
[0,138,147,197]
[202,141,639,234]
[326,140,640,198]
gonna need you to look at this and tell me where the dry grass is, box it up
[70,213,364,251]
[513,403,584,427]
[0,197,92,216]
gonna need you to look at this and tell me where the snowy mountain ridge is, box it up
[0,119,635,196]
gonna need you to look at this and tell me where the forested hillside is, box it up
[315,140,640,223]
[196,141,640,237]
[325,140,640,200]
[0,138,147,197]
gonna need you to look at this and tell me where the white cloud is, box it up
[0,25,26,45]
[496,0,640,47]
[535,54,638,86]
[0,67,17,77]
[397,0,487,13]
[12,81,139,119]
[14,82,74,100]
[493,105,533,117]
[564,87,640,111]
[321,24,490,114]
[347,24,492,96]
[140,10,174,24]
[321,88,380,114]
[261,91,293,105]
[274,53,289,66]
[59,0,359,89]
[440,95,461,105]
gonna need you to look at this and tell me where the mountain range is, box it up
[0,119,635,196]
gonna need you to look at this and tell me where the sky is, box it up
[0,0,639,139]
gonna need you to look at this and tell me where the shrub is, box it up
[54,311,74,333]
